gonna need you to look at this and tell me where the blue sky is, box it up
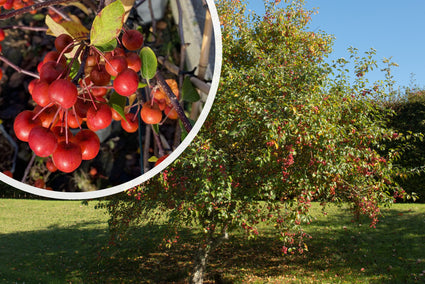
[245,0,425,90]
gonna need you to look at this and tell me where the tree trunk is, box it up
[190,241,212,284]
[190,227,228,284]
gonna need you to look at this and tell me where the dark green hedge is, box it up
[386,92,425,202]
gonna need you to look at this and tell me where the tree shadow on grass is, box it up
[0,221,109,284]
[97,206,425,283]
[299,206,425,283]
[1,207,424,283]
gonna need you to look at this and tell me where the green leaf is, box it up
[138,82,148,89]
[179,118,196,140]
[182,76,200,102]
[140,47,157,80]
[109,91,127,121]
[152,124,159,134]
[68,59,80,80]
[95,38,118,53]
[148,156,158,163]
[90,0,125,48]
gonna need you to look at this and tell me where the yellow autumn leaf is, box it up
[61,2,90,15]
[45,15,89,59]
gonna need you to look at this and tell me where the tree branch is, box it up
[0,55,39,79]
[155,71,193,133]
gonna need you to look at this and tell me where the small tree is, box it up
[105,0,405,282]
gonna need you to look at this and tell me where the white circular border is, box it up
[0,0,222,200]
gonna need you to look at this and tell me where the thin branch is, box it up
[148,0,156,38]
[155,71,192,133]
[21,153,36,183]
[48,6,71,22]
[0,0,76,20]
[176,0,186,90]
[1,25,48,32]
[0,55,39,79]
[97,0,106,13]
[143,122,151,173]
[157,56,210,94]
[152,127,164,157]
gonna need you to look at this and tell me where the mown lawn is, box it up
[0,199,424,283]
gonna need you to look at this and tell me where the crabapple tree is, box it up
[105,0,405,283]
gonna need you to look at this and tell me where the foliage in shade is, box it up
[103,0,407,282]
[384,87,425,201]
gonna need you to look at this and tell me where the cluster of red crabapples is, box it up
[13,29,180,174]
[0,0,36,12]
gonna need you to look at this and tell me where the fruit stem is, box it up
[155,71,192,133]
[71,105,83,130]
[32,102,54,121]
[64,110,69,144]
[48,107,63,129]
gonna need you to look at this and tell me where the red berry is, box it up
[155,154,170,166]
[86,103,112,131]
[52,141,82,173]
[125,52,142,72]
[140,102,162,124]
[111,107,123,121]
[0,29,5,41]
[90,64,111,86]
[46,157,57,172]
[74,97,92,118]
[2,170,13,178]
[13,110,42,142]
[34,178,45,189]
[122,30,144,51]
[51,125,73,143]
[3,0,13,10]
[105,56,128,77]
[28,78,39,95]
[28,126,58,157]
[31,80,51,107]
[113,68,139,96]
[42,51,66,66]
[91,87,108,97]
[34,105,58,128]
[48,79,78,109]
[39,61,66,83]
[54,34,73,53]
[85,54,100,67]
[67,111,83,129]
[74,129,100,160]
[164,105,178,120]
[121,113,139,133]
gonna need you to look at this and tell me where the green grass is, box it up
[0,199,424,283]
[0,199,109,283]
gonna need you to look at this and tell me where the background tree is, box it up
[104,0,406,283]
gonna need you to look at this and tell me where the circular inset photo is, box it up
[0,0,221,199]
